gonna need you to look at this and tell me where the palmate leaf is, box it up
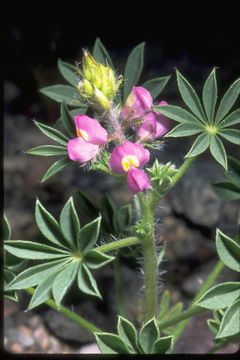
[60,197,80,249]
[4,269,18,301]
[4,240,70,259]
[155,105,201,124]
[227,156,240,183]
[219,129,240,145]
[216,299,240,339]
[52,260,79,306]
[55,106,87,130]
[84,249,114,269]
[60,101,76,137]
[93,38,114,68]
[166,122,204,137]
[6,258,71,290]
[27,145,67,156]
[142,76,171,100]
[34,121,69,146]
[176,70,206,122]
[28,272,57,310]
[196,282,240,310]
[41,157,71,183]
[75,191,99,218]
[57,59,79,87]
[77,263,101,298]
[209,135,228,169]
[40,85,83,106]
[218,109,240,128]
[185,133,210,157]
[139,318,159,353]
[3,214,11,240]
[95,332,131,354]
[117,316,138,352]
[152,336,173,354]
[202,68,217,123]
[215,77,240,124]
[212,181,240,201]
[123,42,145,102]
[216,229,240,272]
[78,216,101,252]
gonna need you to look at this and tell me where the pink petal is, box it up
[74,115,108,145]
[67,137,99,163]
[127,168,151,193]
[109,141,150,173]
[120,86,153,120]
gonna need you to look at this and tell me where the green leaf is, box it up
[218,109,240,128]
[166,302,183,319]
[57,59,78,87]
[219,129,240,145]
[84,249,114,269]
[4,269,18,301]
[123,42,145,102]
[6,258,71,290]
[40,85,82,106]
[209,135,228,169]
[117,316,138,352]
[27,272,57,310]
[100,195,117,233]
[166,122,204,137]
[227,156,240,183]
[4,240,69,259]
[152,336,173,354]
[115,205,132,232]
[34,121,69,146]
[154,105,201,124]
[207,319,220,335]
[41,157,71,183]
[158,290,170,319]
[3,214,11,240]
[60,197,80,249]
[52,261,79,305]
[75,191,99,218]
[185,133,210,157]
[77,263,101,298]
[27,145,67,156]
[216,299,240,338]
[95,332,131,354]
[215,78,240,123]
[202,68,217,123]
[216,229,240,272]
[212,181,240,201]
[93,38,114,68]
[197,282,240,309]
[60,102,76,137]
[142,76,171,100]
[55,107,87,129]
[35,199,69,249]
[176,70,206,122]
[139,317,159,353]
[78,216,101,251]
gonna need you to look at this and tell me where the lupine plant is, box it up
[4,38,240,354]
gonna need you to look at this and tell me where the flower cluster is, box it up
[68,53,170,193]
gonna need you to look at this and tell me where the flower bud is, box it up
[94,87,111,110]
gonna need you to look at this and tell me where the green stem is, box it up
[140,194,158,321]
[158,260,225,337]
[169,156,196,191]
[97,237,140,253]
[25,288,102,333]
[113,255,126,317]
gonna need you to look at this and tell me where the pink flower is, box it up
[109,141,150,174]
[120,86,152,120]
[136,101,171,140]
[127,167,151,193]
[120,86,170,140]
[109,141,151,193]
[67,115,108,163]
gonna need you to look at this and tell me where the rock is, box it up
[78,343,100,354]
[169,161,223,228]
[43,300,116,344]
[182,259,239,297]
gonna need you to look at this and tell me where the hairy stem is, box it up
[139,193,158,321]
[25,288,102,333]
[97,236,140,253]
[113,255,126,317]
[169,156,197,191]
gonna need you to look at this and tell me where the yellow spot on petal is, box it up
[121,155,139,172]
[76,128,89,141]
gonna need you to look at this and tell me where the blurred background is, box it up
[4,5,239,354]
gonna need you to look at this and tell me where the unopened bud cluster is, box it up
[77,50,122,110]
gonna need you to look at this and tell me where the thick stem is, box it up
[97,237,140,253]
[25,288,102,333]
[140,194,158,322]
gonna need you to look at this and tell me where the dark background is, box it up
[3,5,240,354]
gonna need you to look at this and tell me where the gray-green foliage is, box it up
[4,198,114,308]
[95,316,173,354]
[155,69,240,169]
